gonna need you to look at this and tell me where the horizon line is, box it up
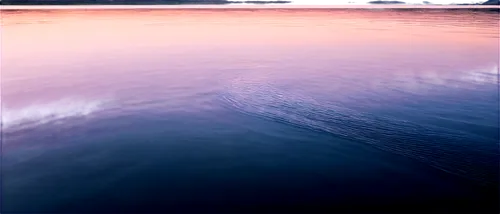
[1,4,499,10]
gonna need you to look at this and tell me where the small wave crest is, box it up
[1,98,110,131]
[220,76,499,186]
[461,65,499,84]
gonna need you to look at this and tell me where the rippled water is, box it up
[1,8,499,213]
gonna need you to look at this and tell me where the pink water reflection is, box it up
[1,9,498,128]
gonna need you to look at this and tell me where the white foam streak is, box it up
[1,98,108,130]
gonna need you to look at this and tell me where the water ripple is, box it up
[219,76,499,186]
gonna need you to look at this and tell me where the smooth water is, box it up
[1,8,499,213]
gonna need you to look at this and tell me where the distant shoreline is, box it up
[1,4,499,9]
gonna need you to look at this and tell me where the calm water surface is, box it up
[1,8,499,213]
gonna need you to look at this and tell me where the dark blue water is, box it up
[1,8,499,213]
